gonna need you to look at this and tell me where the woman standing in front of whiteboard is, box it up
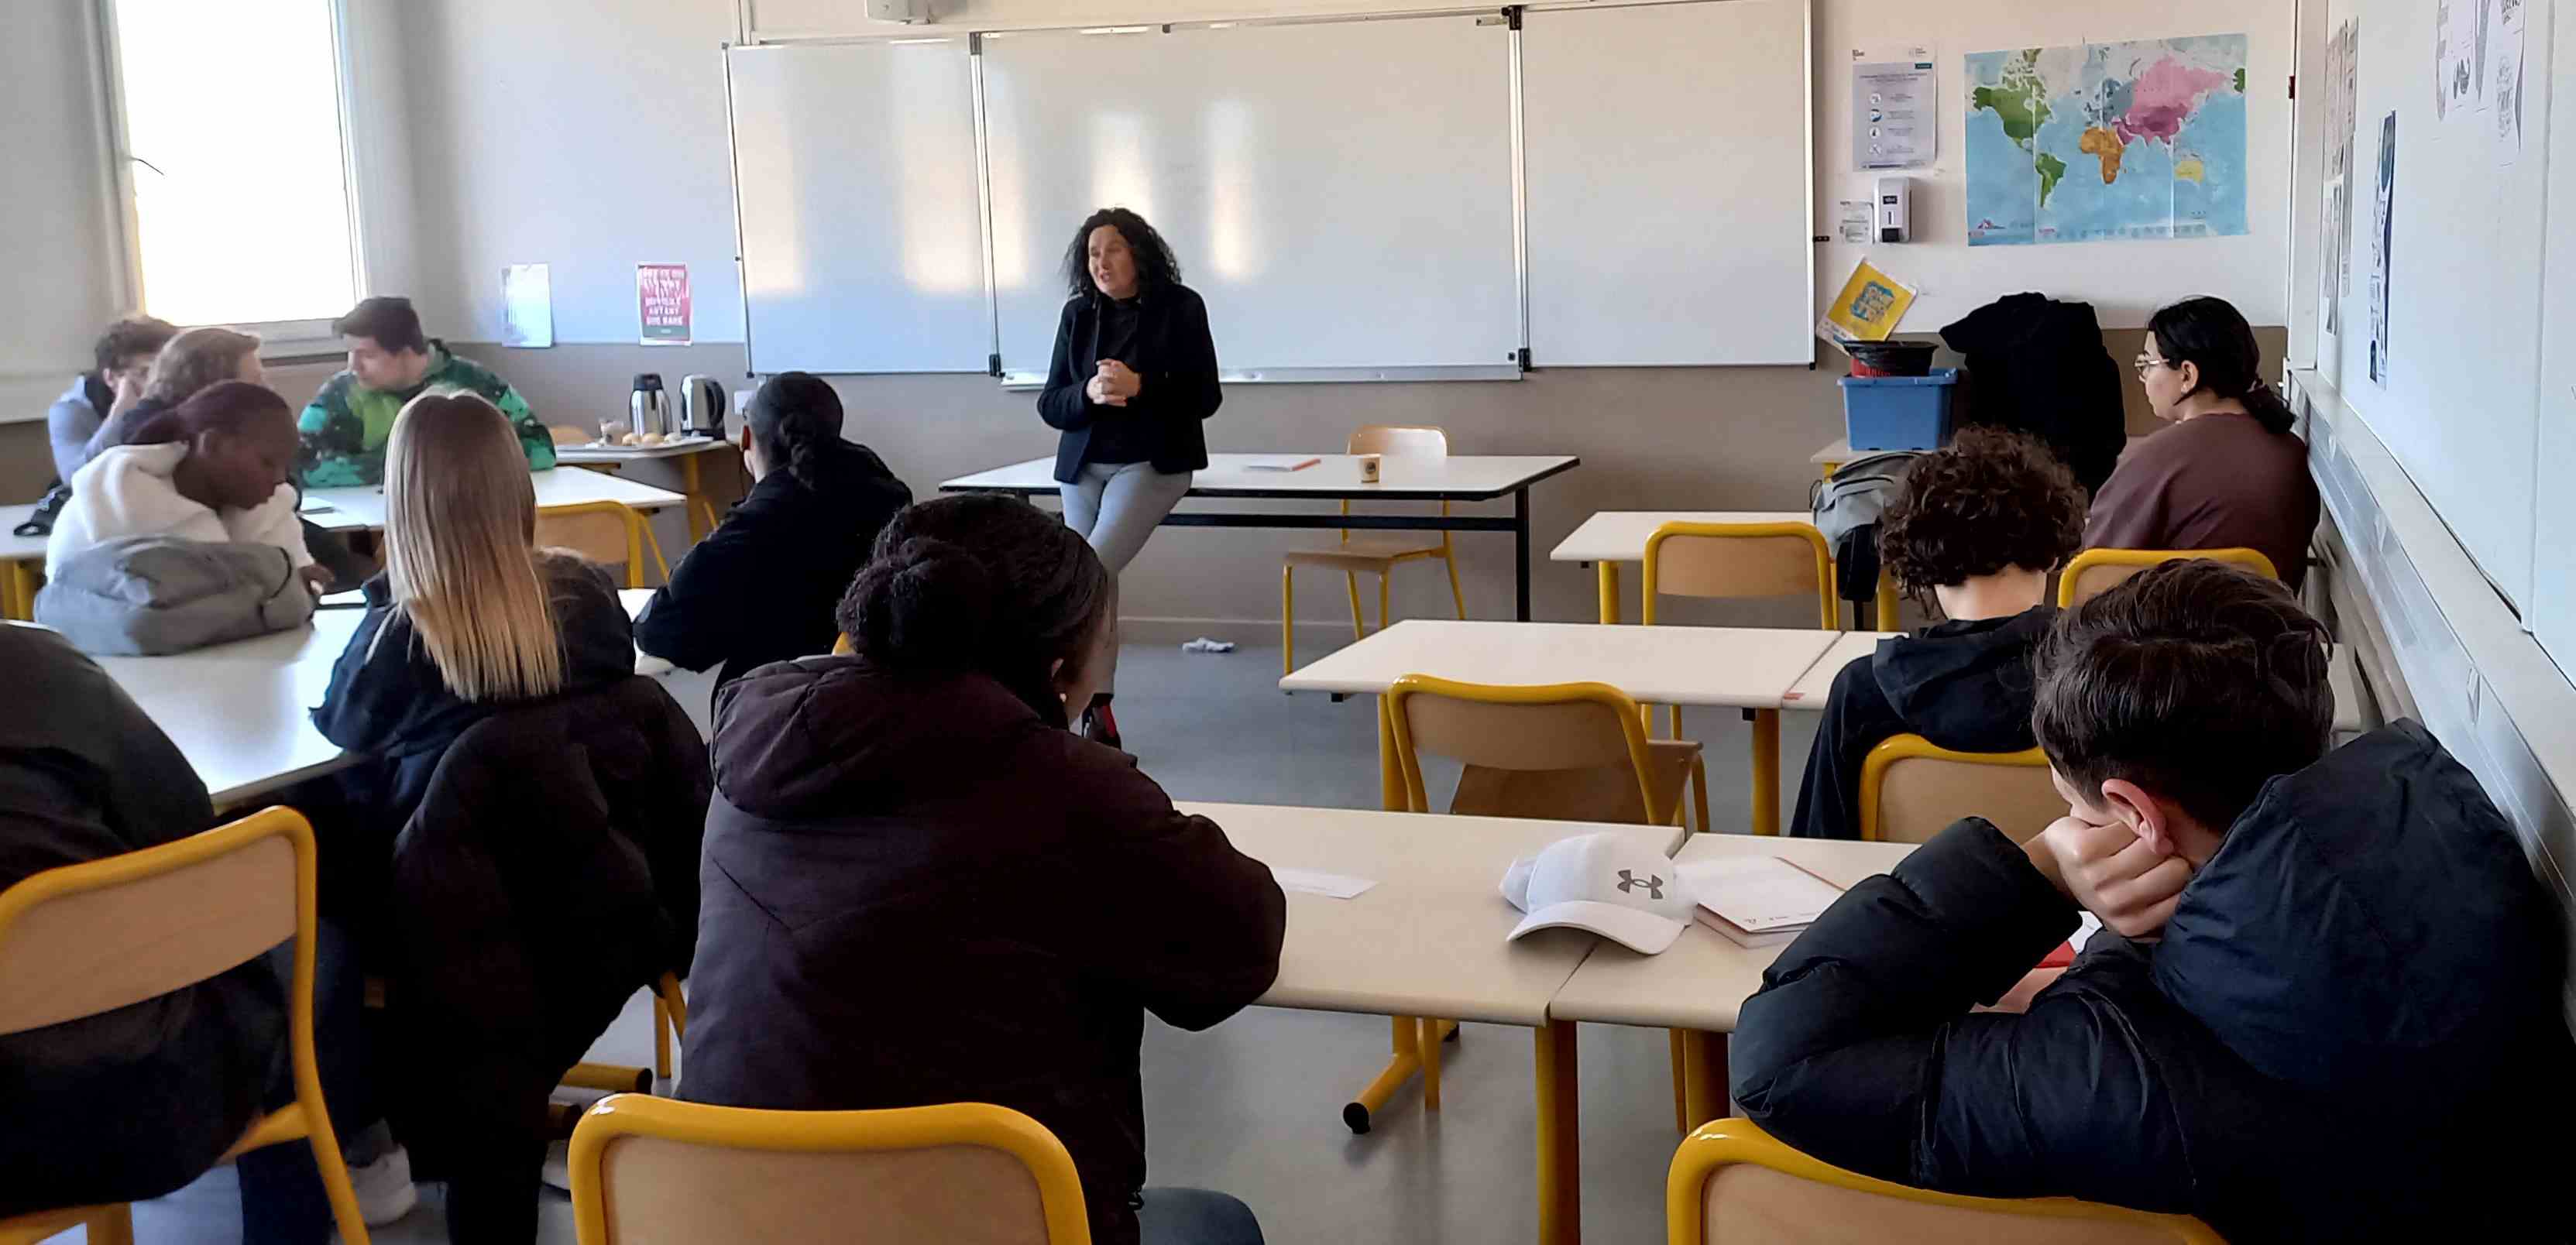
[1039,207,1223,749]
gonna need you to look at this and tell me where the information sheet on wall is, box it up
[1963,34,2249,246]
[500,263,552,348]
[2321,19,2359,337]
[2369,112,2397,385]
[637,263,692,346]
[1852,46,1935,170]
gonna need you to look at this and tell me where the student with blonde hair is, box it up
[314,389,635,831]
[77,325,266,466]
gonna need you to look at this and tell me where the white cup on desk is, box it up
[1357,453,1382,484]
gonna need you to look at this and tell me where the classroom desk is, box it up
[304,465,687,531]
[1189,800,1683,1245]
[91,589,673,808]
[556,437,738,542]
[1782,630,1899,710]
[1280,619,1842,836]
[940,453,1582,621]
[1547,509,1898,627]
[1549,834,1915,1130]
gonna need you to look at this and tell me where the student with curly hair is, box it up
[1788,429,2088,839]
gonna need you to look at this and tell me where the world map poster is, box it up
[1964,34,2249,246]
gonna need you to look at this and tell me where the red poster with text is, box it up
[637,263,692,345]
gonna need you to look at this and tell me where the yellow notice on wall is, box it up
[1817,259,1919,343]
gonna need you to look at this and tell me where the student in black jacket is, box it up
[1790,430,2087,839]
[1736,561,2575,1243]
[636,372,912,690]
[1036,208,1224,748]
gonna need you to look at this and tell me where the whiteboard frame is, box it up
[726,0,1820,382]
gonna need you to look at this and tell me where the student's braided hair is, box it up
[746,372,844,492]
[835,494,1111,728]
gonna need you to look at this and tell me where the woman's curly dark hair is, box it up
[1877,428,2088,598]
[1062,207,1182,299]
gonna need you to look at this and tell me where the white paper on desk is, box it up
[1271,867,1378,900]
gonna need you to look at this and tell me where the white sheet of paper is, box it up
[1271,868,1379,900]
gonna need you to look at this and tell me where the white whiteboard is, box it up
[2531,1,2574,676]
[1523,0,1814,365]
[2323,0,2551,611]
[726,40,991,373]
[980,16,1520,378]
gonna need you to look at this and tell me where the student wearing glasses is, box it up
[2083,296,2320,590]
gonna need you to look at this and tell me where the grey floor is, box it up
[94,636,1821,1244]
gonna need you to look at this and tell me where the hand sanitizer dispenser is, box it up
[1876,176,1912,243]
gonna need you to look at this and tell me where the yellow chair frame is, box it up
[560,971,691,1092]
[569,1094,1092,1245]
[1281,427,1469,676]
[1667,1118,2225,1245]
[2057,547,2278,608]
[1857,736,2056,845]
[1640,521,1833,838]
[0,809,370,1245]
[538,500,673,589]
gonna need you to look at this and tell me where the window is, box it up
[105,0,361,344]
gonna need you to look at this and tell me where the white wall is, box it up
[397,0,744,345]
[3,0,126,426]
[1809,0,2294,331]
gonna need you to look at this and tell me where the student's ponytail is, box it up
[2147,297,2295,435]
[841,537,996,670]
[744,372,847,492]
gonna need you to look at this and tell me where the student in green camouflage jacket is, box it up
[298,296,555,488]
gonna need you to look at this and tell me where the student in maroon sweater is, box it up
[682,494,1284,1245]
[2084,297,2320,590]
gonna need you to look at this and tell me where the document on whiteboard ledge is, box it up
[1272,868,1378,900]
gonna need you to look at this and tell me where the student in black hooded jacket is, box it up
[1736,561,2575,1243]
[636,372,912,690]
[1790,429,2089,839]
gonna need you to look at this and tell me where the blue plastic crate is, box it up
[1839,368,1961,451]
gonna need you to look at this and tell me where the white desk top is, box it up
[0,506,42,563]
[303,467,686,531]
[1548,833,1915,1032]
[1279,619,1842,708]
[1783,631,1898,711]
[555,436,734,463]
[95,609,369,808]
[941,453,1581,500]
[1549,511,1815,564]
[1188,801,1682,1027]
[93,588,671,808]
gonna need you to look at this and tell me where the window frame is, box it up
[92,0,372,361]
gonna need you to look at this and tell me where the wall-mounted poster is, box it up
[500,263,551,348]
[1964,34,2248,245]
[637,263,692,345]
[2368,112,2397,385]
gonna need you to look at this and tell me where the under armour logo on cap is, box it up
[1616,869,1665,900]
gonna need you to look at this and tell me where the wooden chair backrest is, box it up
[549,426,592,447]
[572,1096,1090,1245]
[1671,1119,2225,1245]
[2059,547,2279,607]
[0,813,298,1037]
[1644,523,1839,629]
[1861,738,2061,845]
[1348,425,1449,458]
[1388,676,1668,825]
[537,502,654,588]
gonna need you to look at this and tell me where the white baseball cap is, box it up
[1499,832,1694,955]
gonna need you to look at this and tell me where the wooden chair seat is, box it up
[1283,533,1449,573]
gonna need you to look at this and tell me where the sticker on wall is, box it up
[637,263,692,345]
[500,263,552,348]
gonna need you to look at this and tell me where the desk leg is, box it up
[1513,487,1533,622]
[1379,695,1406,811]
[1747,708,1781,836]
[2,559,36,621]
[1680,1031,1729,1131]
[1595,562,1620,625]
[682,453,709,544]
[1535,1020,1582,1245]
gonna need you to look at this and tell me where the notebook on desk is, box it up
[1681,856,1846,949]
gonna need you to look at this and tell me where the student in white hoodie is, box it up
[46,380,326,592]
